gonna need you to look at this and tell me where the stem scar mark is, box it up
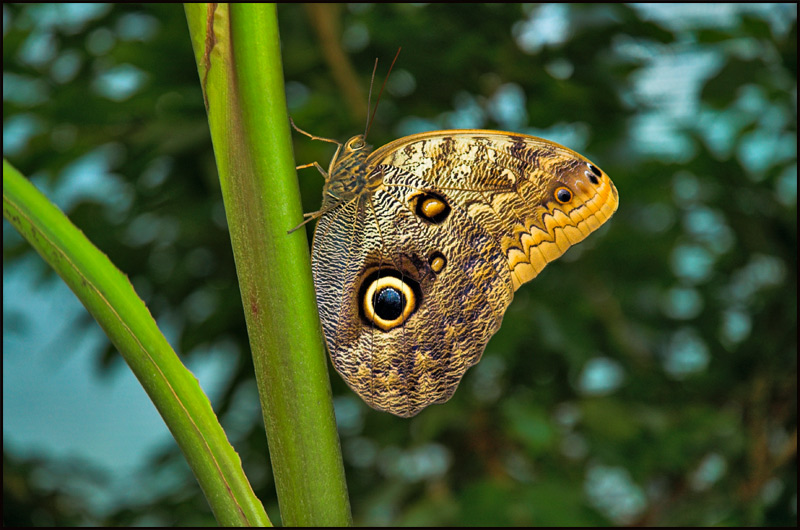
[202,3,219,111]
[250,294,259,317]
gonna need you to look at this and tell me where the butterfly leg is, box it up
[288,213,320,234]
[287,204,335,234]
[289,117,342,147]
[296,161,330,181]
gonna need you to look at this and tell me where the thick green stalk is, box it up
[184,4,352,526]
[3,160,270,527]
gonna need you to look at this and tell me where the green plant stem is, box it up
[184,4,352,526]
[2,159,270,527]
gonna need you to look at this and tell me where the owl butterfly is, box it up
[292,73,619,419]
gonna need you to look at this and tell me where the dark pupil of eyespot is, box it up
[558,189,572,202]
[374,287,404,320]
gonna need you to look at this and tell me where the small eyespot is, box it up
[412,192,451,224]
[429,252,447,274]
[555,187,573,204]
[586,164,602,185]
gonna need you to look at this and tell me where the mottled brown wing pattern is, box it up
[310,130,618,417]
[312,167,513,417]
[370,131,619,291]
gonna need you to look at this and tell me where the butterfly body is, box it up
[307,129,618,417]
[321,135,379,204]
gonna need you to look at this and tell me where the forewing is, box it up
[370,130,619,290]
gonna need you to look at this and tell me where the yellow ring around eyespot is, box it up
[555,186,573,204]
[363,276,416,331]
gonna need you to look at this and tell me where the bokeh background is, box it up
[3,3,796,526]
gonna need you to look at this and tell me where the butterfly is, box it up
[292,50,618,417]
[292,120,619,417]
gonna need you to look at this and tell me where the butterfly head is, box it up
[343,134,370,154]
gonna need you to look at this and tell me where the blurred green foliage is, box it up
[3,3,796,526]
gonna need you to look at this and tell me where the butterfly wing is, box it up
[370,130,620,290]
[312,172,512,417]
[312,130,618,417]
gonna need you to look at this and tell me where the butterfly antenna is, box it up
[364,58,379,138]
[364,47,401,141]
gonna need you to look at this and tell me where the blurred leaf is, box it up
[701,58,763,108]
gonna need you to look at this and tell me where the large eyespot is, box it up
[555,186,573,204]
[410,191,451,224]
[361,271,419,331]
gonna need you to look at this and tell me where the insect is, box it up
[292,59,619,418]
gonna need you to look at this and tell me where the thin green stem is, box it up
[184,3,352,526]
